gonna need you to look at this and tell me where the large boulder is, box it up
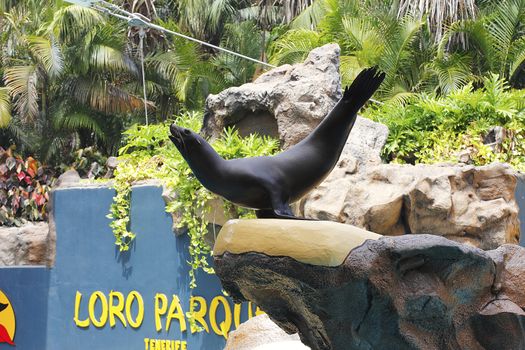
[214,219,525,350]
[297,162,520,250]
[202,43,342,149]
[201,43,388,166]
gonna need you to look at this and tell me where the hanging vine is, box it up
[107,112,280,288]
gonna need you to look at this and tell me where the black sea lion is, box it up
[169,67,385,219]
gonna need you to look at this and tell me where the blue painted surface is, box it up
[0,185,252,350]
[0,267,50,350]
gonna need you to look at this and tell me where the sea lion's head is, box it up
[169,123,203,157]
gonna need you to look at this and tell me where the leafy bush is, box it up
[0,147,56,226]
[62,146,110,179]
[108,112,280,288]
[365,74,525,170]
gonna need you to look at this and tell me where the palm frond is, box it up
[53,110,107,142]
[268,29,321,65]
[396,0,477,44]
[509,36,525,78]
[341,16,384,66]
[47,4,104,44]
[428,53,472,94]
[290,0,327,29]
[0,87,12,127]
[64,77,145,115]
[90,44,138,75]
[487,0,525,76]
[27,35,64,78]
[4,65,39,122]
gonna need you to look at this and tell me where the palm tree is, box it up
[0,2,146,161]
[396,0,477,44]
[438,0,525,86]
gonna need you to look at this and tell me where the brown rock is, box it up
[0,222,51,266]
[299,162,520,249]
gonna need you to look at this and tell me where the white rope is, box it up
[138,27,148,125]
[93,1,276,68]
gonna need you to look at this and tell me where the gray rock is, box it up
[215,234,525,350]
[202,44,342,150]
[57,169,81,186]
[106,156,120,169]
[0,222,51,266]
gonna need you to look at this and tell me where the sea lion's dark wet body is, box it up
[170,67,385,219]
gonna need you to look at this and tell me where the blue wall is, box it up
[0,185,254,350]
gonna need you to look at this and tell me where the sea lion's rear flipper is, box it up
[342,67,386,112]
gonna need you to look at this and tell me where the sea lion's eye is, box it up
[183,129,191,135]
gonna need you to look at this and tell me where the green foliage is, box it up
[271,0,525,99]
[0,146,56,226]
[366,74,525,169]
[108,112,279,288]
[66,146,109,179]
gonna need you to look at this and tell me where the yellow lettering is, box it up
[233,303,242,329]
[144,338,149,350]
[74,291,90,328]
[149,339,155,350]
[255,306,265,316]
[166,295,187,332]
[189,296,209,333]
[209,296,232,339]
[154,293,169,332]
[109,291,127,328]
[181,341,187,350]
[126,291,144,328]
[175,340,180,350]
[248,302,254,319]
[88,291,108,328]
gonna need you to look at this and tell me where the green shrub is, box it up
[0,147,56,226]
[107,112,280,288]
[365,74,525,170]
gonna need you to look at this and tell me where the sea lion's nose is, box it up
[169,123,179,135]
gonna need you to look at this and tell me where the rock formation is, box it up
[202,44,341,149]
[202,44,521,249]
[214,219,525,350]
[0,222,52,266]
[297,162,520,250]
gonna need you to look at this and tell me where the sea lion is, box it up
[169,67,385,219]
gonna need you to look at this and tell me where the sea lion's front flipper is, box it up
[255,204,300,219]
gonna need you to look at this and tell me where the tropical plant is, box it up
[108,112,279,288]
[365,74,525,169]
[0,2,147,163]
[0,146,56,226]
[438,0,525,87]
[396,0,477,44]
